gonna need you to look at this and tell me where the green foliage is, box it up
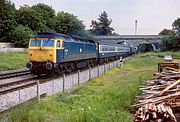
[159,18,180,51]
[15,5,48,33]
[31,3,56,31]
[54,11,94,39]
[0,0,16,42]
[90,11,114,35]
[13,25,33,47]
[55,12,85,34]
[160,32,178,51]
[139,51,180,59]
[172,18,180,51]
[172,17,180,38]
[158,29,175,36]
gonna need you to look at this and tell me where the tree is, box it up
[15,5,47,33]
[158,29,175,36]
[160,32,177,51]
[31,3,56,31]
[90,11,114,35]
[0,0,16,42]
[13,25,33,47]
[172,18,180,50]
[55,12,85,35]
[172,18,180,38]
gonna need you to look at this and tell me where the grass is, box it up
[1,52,178,122]
[139,50,180,59]
[0,52,27,71]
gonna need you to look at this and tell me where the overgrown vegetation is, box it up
[0,52,27,71]
[139,51,180,59]
[159,18,180,51]
[1,52,174,122]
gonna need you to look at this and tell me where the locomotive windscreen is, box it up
[42,40,54,47]
[30,40,41,47]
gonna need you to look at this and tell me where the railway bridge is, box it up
[97,35,164,52]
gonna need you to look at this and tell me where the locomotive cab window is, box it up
[57,40,60,47]
[30,40,41,47]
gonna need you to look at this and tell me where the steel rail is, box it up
[0,70,31,80]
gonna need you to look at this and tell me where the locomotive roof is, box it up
[33,32,96,43]
[98,40,120,46]
[33,32,71,38]
[98,39,136,47]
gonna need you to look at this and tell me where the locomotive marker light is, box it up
[44,52,47,55]
[35,52,38,55]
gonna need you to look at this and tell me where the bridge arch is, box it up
[138,42,157,52]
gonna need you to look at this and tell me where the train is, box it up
[26,32,136,76]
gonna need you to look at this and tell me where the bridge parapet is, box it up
[97,35,164,40]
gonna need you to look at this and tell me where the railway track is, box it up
[0,70,31,80]
[0,78,36,95]
[0,76,53,95]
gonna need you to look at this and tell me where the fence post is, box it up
[97,65,100,77]
[104,64,106,73]
[63,74,65,92]
[37,80,40,101]
[89,66,91,80]
[78,70,80,86]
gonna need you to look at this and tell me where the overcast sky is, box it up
[11,0,180,35]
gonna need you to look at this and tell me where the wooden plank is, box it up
[159,79,180,96]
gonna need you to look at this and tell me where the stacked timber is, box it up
[134,70,180,122]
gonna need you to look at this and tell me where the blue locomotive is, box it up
[26,32,133,75]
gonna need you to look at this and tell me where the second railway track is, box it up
[0,75,53,95]
[0,70,31,80]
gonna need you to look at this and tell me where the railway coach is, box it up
[97,41,131,63]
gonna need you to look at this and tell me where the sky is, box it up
[11,0,180,35]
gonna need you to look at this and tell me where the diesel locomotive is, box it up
[26,32,134,76]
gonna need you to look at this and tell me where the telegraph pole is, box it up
[135,20,137,35]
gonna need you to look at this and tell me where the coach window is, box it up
[57,40,60,48]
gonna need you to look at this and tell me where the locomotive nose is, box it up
[45,62,53,70]
[26,62,33,69]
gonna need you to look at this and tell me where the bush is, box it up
[160,32,177,51]
[13,25,33,48]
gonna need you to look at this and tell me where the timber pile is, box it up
[134,70,180,122]
[134,103,177,122]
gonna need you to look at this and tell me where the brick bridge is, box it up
[97,35,164,51]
